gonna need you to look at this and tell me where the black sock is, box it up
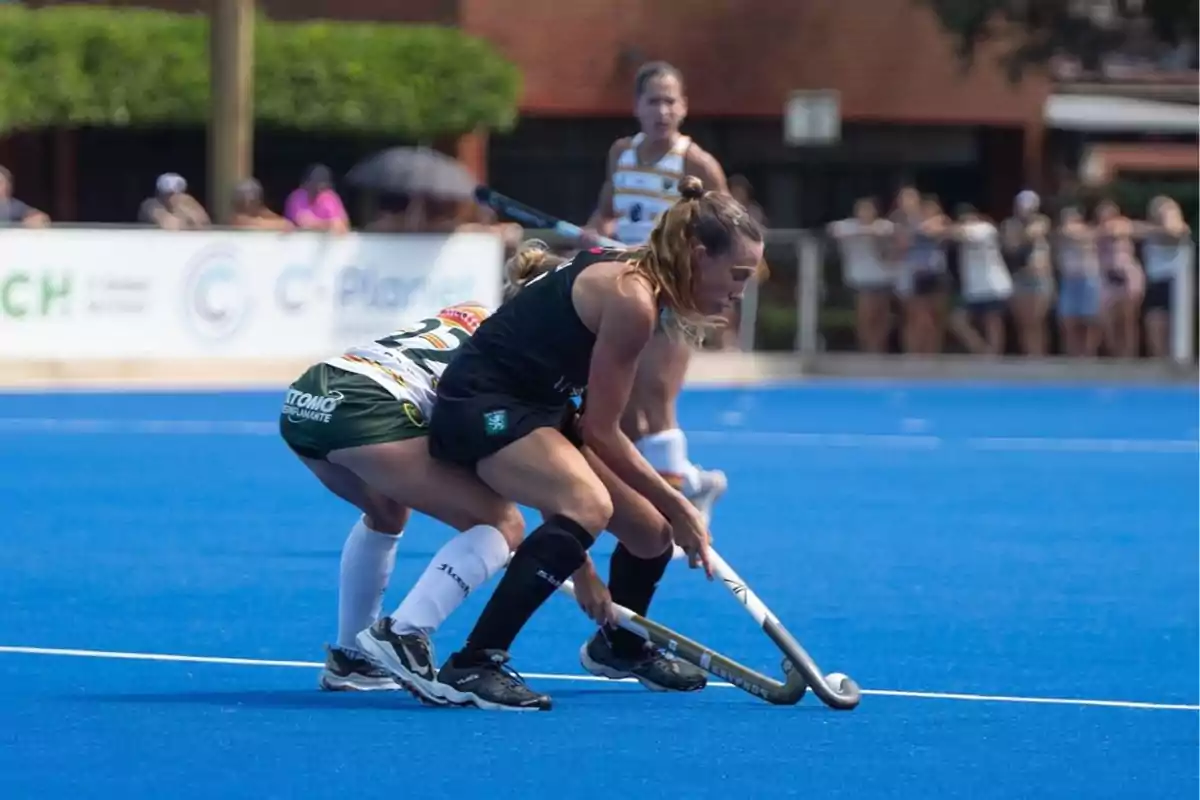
[605,543,673,658]
[458,514,593,662]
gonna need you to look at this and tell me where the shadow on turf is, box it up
[264,550,444,562]
[66,687,653,712]
[68,687,826,712]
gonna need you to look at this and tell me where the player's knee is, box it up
[620,517,673,560]
[493,502,526,550]
[561,484,613,536]
[364,503,410,535]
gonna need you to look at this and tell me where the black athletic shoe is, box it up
[436,650,552,711]
[318,645,402,692]
[580,631,708,692]
[355,618,447,705]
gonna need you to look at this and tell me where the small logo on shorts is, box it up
[401,401,427,428]
[483,409,508,435]
[282,389,344,424]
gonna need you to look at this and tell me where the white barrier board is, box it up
[0,228,503,359]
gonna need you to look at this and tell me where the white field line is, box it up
[0,645,1195,712]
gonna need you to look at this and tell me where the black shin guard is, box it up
[605,544,673,658]
[459,515,594,660]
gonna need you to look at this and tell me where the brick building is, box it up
[8,0,1197,224]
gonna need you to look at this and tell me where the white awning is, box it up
[1044,93,1199,133]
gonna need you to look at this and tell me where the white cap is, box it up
[1015,189,1040,211]
[157,173,187,194]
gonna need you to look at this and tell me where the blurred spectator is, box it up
[362,192,410,232]
[0,166,50,227]
[824,176,1191,360]
[139,173,209,229]
[947,204,1013,356]
[457,203,524,250]
[285,164,349,233]
[893,189,950,354]
[1135,196,1193,358]
[365,191,522,251]
[1094,198,1144,358]
[1055,206,1104,357]
[365,191,458,233]
[828,197,895,353]
[231,179,292,231]
[1001,191,1054,356]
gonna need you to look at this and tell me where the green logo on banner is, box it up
[0,271,72,319]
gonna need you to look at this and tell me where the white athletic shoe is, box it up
[355,618,450,706]
[686,467,727,525]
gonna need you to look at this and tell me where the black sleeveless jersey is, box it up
[438,247,626,406]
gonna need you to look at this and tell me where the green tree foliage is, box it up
[919,0,1198,79]
[0,5,522,137]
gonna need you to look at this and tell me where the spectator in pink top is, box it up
[285,164,349,233]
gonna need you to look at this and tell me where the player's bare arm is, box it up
[685,146,729,194]
[585,138,633,237]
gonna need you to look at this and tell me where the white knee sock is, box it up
[336,516,401,652]
[389,524,512,635]
[636,428,702,495]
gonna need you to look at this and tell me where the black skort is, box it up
[429,391,584,468]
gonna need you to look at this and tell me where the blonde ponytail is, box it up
[502,239,566,302]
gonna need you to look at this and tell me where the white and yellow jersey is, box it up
[324,302,489,416]
[612,133,692,245]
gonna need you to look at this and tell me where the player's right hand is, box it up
[669,503,712,580]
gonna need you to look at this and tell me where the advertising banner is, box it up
[0,228,503,360]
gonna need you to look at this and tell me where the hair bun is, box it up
[678,176,705,201]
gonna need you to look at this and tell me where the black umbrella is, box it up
[344,146,476,200]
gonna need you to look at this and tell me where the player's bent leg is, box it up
[293,456,407,692]
[329,439,525,544]
[636,427,727,525]
[578,449,707,693]
[619,403,648,442]
[437,427,613,711]
[628,335,727,523]
[328,439,524,705]
[282,363,521,700]
[632,333,690,435]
